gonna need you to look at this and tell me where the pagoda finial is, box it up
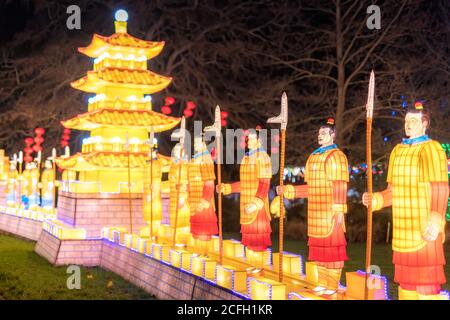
[114,9,128,33]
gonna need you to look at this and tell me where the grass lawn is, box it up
[0,232,153,300]
[225,232,450,300]
[1,230,448,300]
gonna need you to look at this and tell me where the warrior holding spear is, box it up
[267,92,288,282]
[170,117,190,245]
[277,116,349,297]
[363,100,449,300]
[143,130,163,240]
[188,108,220,256]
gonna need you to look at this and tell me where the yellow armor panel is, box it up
[188,153,215,214]
[305,149,349,238]
[239,150,272,225]
[387,140,448,252]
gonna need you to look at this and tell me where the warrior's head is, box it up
[148,137,158,159]
[194,135,207,154]
[44,160,52,169]
[318,118,336,147]
[405,102,430,139]
[247,126,262,151]
[171,143,187,162]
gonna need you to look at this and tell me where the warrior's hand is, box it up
[276,186,285,196]
[362,192,371,207]
[276,185,295,200]
[216,183,231,195]
[422,223,440,241]
[196,199,210,212]
[332,212,343,225]
[244,203,257,214]
[422,213,442,241]
[245,198,264,214]
[362,192,383,211]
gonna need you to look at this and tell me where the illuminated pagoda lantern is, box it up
[53,10,180,239]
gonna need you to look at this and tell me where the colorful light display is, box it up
[364,102,449,300]
[280,118,349,296]
[55,11,181,193]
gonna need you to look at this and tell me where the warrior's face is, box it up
[318,127,334,147]
[405,112,427,138]
[45,161,52,169]
[171,144,185,161]
[194,137,205,153]
[247,133,261,150]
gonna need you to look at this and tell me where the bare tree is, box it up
[0,0,448,166]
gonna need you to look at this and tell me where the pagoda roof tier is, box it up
[78,33,165,59]
[62,108,181,132]
[56,152,172,171]
[71,68,172,93]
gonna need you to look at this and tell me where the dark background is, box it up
[0,0,449,241]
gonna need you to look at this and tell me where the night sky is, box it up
[0,0,448,164]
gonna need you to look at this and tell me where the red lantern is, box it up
[273,134,280,142]
[35,127,45,136]
[220,111,228,118]
[24,137,34,145]
[186,101,196,110]
[165,96,175,105]
[62,134,71,141]
[23,147,33,154]
[161,106,172,115]
[60,140,69,147]
[240,141,246,149]
[183,109,193,118]
[32,145,42,152]
[63,128,71,135]
[34,136,44,145]
[221,119,227,127]
[271,147,279,154]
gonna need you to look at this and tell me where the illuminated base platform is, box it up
[0,208,399,300]
[56,190,149,238]
[0,205,56,241]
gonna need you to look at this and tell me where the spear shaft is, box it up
[267,92,288,283]
[278,128,286,282]
[364,71,375,300]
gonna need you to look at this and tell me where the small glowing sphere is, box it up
[115,10,128,22]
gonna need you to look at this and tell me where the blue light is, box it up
[384,137,389,142]
[391,111,396,116]
[115,9,128,22]
[402,101,407,108]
